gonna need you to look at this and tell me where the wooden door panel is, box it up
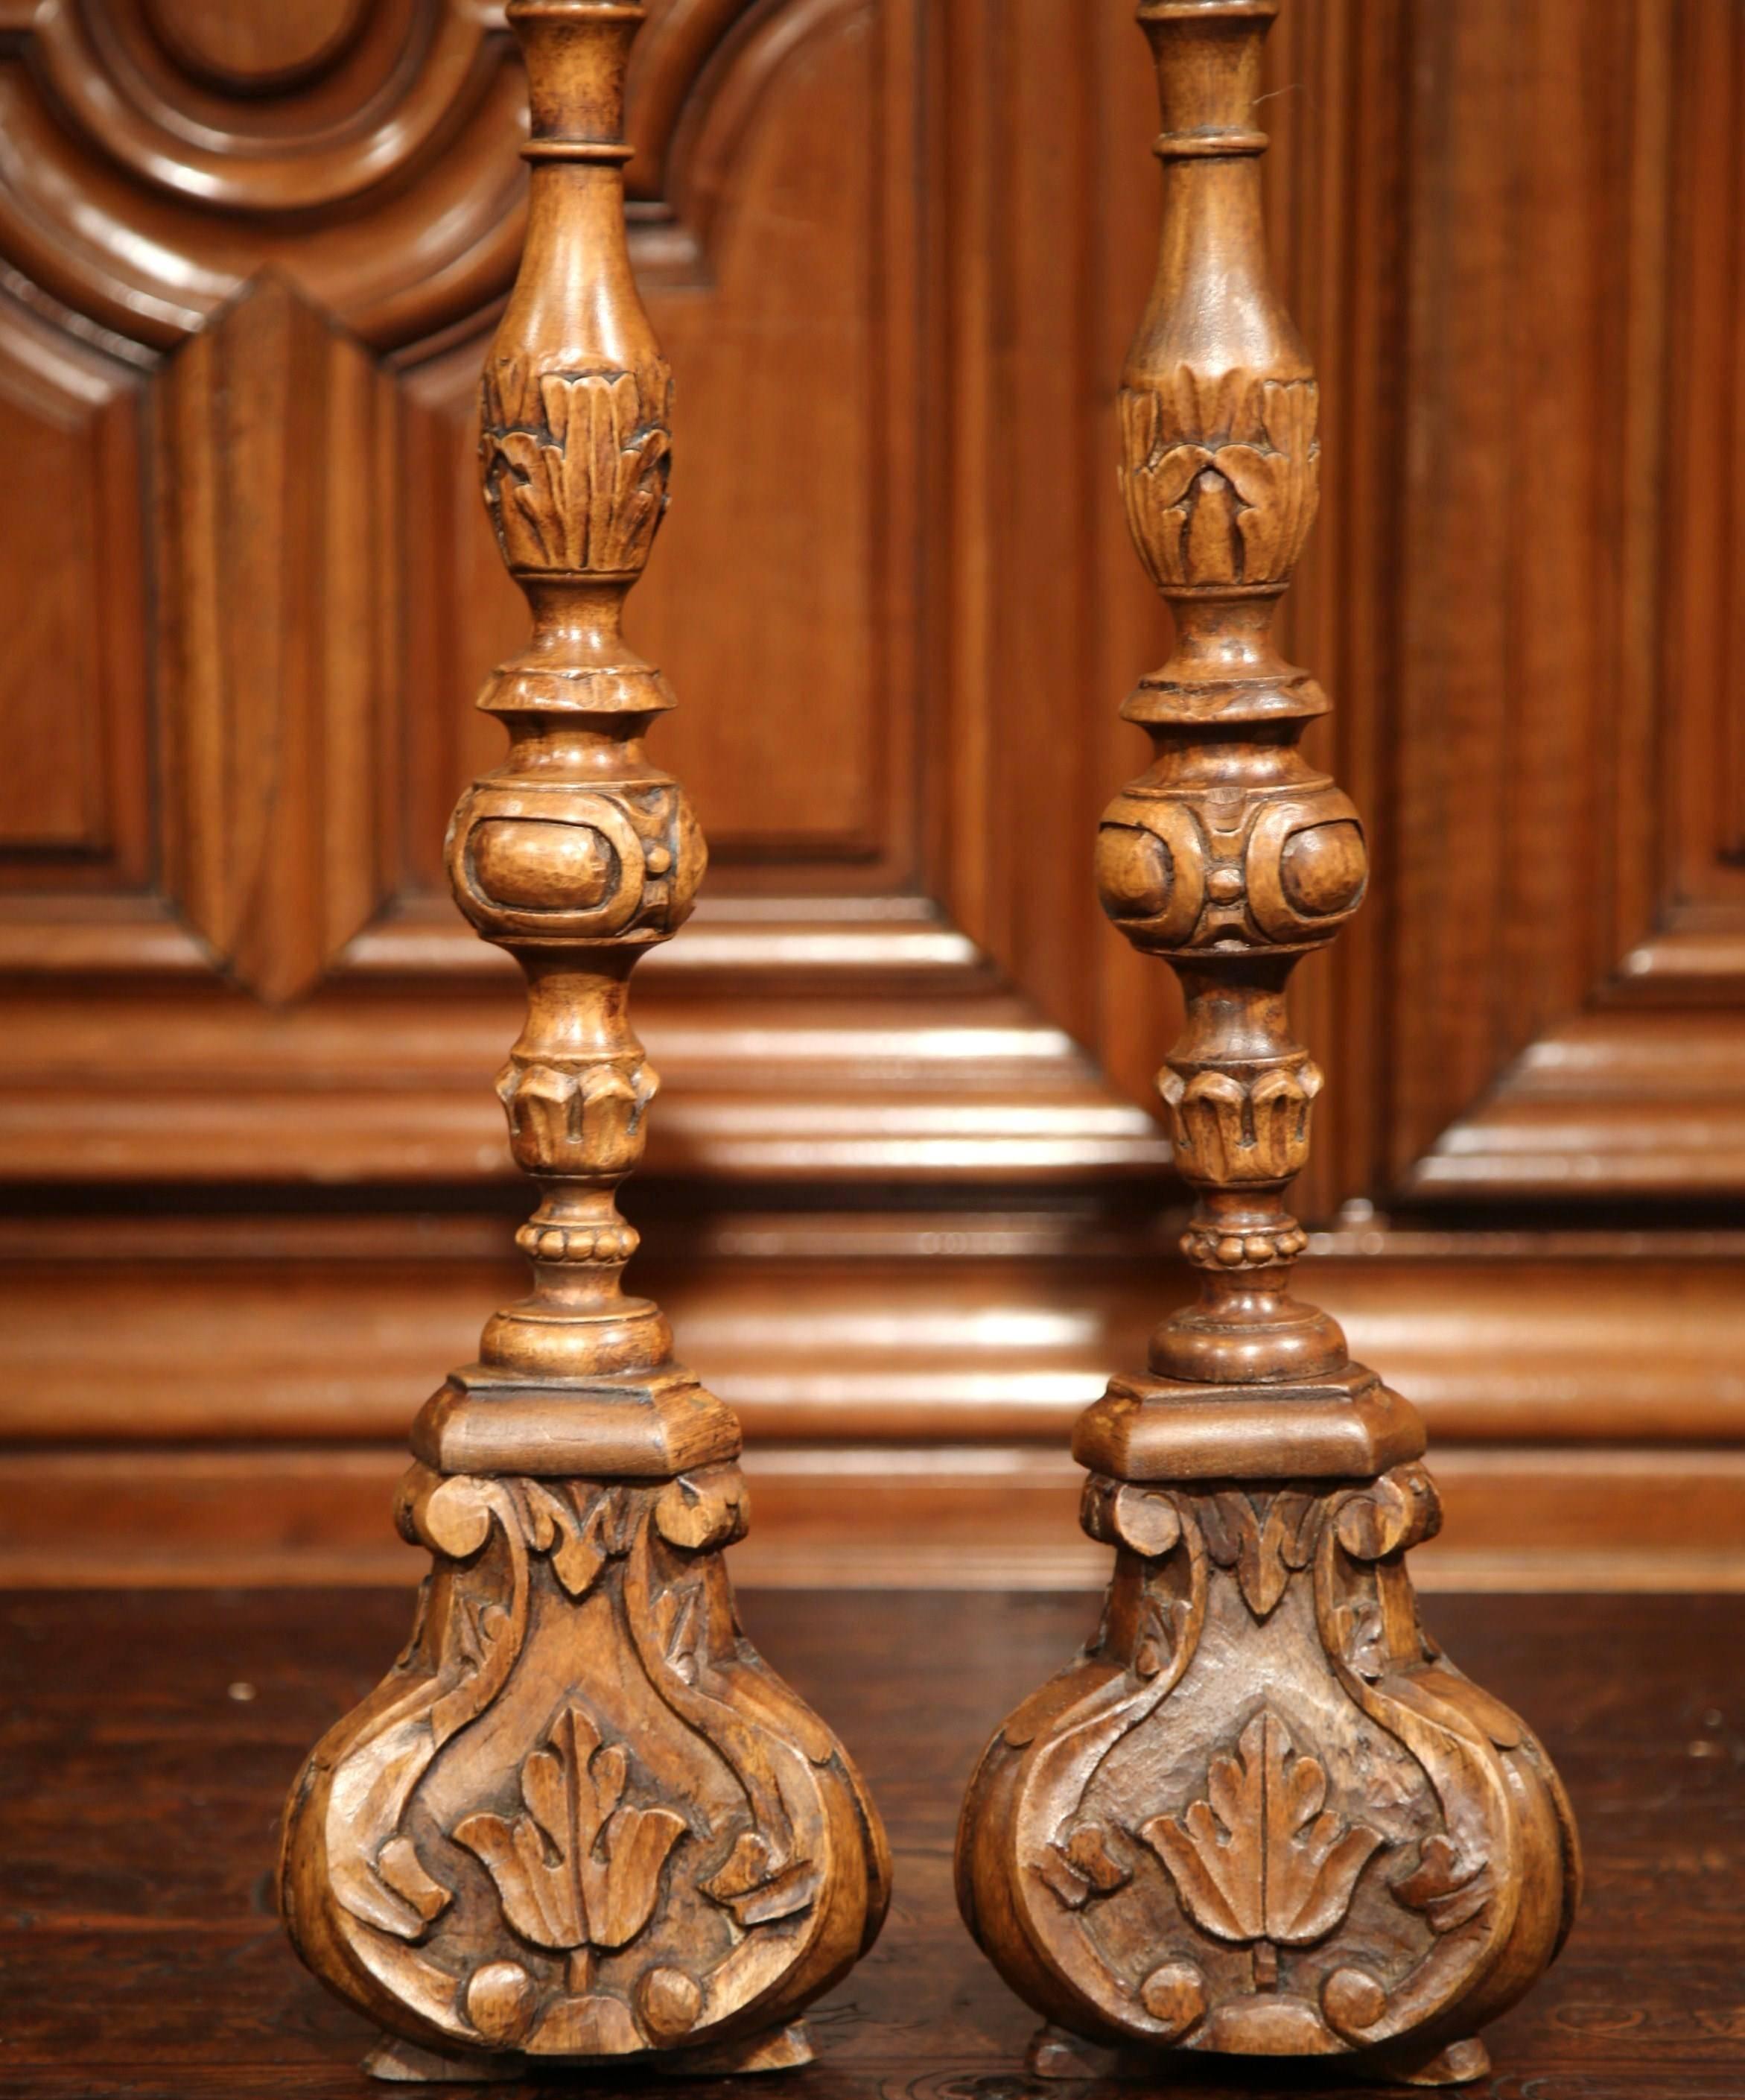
[402,0,909,886]
[1,0,1741,1591]
[156,275,398,1001]
[2,0,1739,1193]
[2,0,1738,1205]
[0,0,1163,1183]
[1378,0,1745,1196]
[0,314,150,893]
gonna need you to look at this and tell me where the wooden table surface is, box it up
[4,1587,1742,2099]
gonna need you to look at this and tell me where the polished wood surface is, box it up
[274,2,885,2076]
[1,0,1743,1573]
[2,1585,1740,2099]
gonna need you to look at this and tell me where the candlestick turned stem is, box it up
[278,4,888,2079]
[955,4,1578,2085]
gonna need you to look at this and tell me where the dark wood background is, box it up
[2,0,1742,1588]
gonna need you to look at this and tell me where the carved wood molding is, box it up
[154,273,395,999]
[0,0,798,1003]
[4,1211,1742,1444]
[1115,0,1745,1209]
[4,0,1738,1197]
[0,976,1169,1182]
[0,0,781,354]
[0,0,1172,1163]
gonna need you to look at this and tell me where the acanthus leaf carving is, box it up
[1119,369,1319,591]
[957,0,1580,2063]
[323,1477,527,1946]
[279,0,890,2066]
[521,1480,637,1598]
[1140,1711,1384,1961]
[480,362,673,577]
[1334,1596,1390,1684]
[1133,1588,1195,1681]
[1159,1061,1323,1186]
[1198,1489,1323,1618]
[495,1056,659,1180]
[453,1703,687,1961]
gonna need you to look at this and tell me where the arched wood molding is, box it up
[0,0,812,353]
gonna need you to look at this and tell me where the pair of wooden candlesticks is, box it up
[277,0,1580,2086]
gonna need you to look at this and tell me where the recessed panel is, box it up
[0,340,147,886]
[404,0,910,890]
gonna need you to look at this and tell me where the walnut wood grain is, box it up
[0,1587,1739,2099]
[276,5,886,2075]
[156,274,395,1001]
[955,7,1577,2083]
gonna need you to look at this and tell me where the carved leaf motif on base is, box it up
[454,1704,687,1959]
[521,1480,631,1596]
[1140,1711,1385,1964]
[956,1,1580,2063]
[1198,1490,1323,1618]
[279,0,889,2069]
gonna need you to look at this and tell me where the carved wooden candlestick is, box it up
[278,4,888,2080]
[955,4,1579,2087]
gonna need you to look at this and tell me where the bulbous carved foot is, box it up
[1023,2023,1491,2088]
[362,2019,816,2085]
[282,1460,889,2073]
[956,1459,1579,2079]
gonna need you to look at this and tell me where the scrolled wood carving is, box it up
[286,1462,880,2066]
[956,6,1579,2087]
[963,1465,1579,2081]
[279,4,887,2079]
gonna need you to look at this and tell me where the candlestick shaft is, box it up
[279,6,889,2075]
[955,7,1578,2083]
